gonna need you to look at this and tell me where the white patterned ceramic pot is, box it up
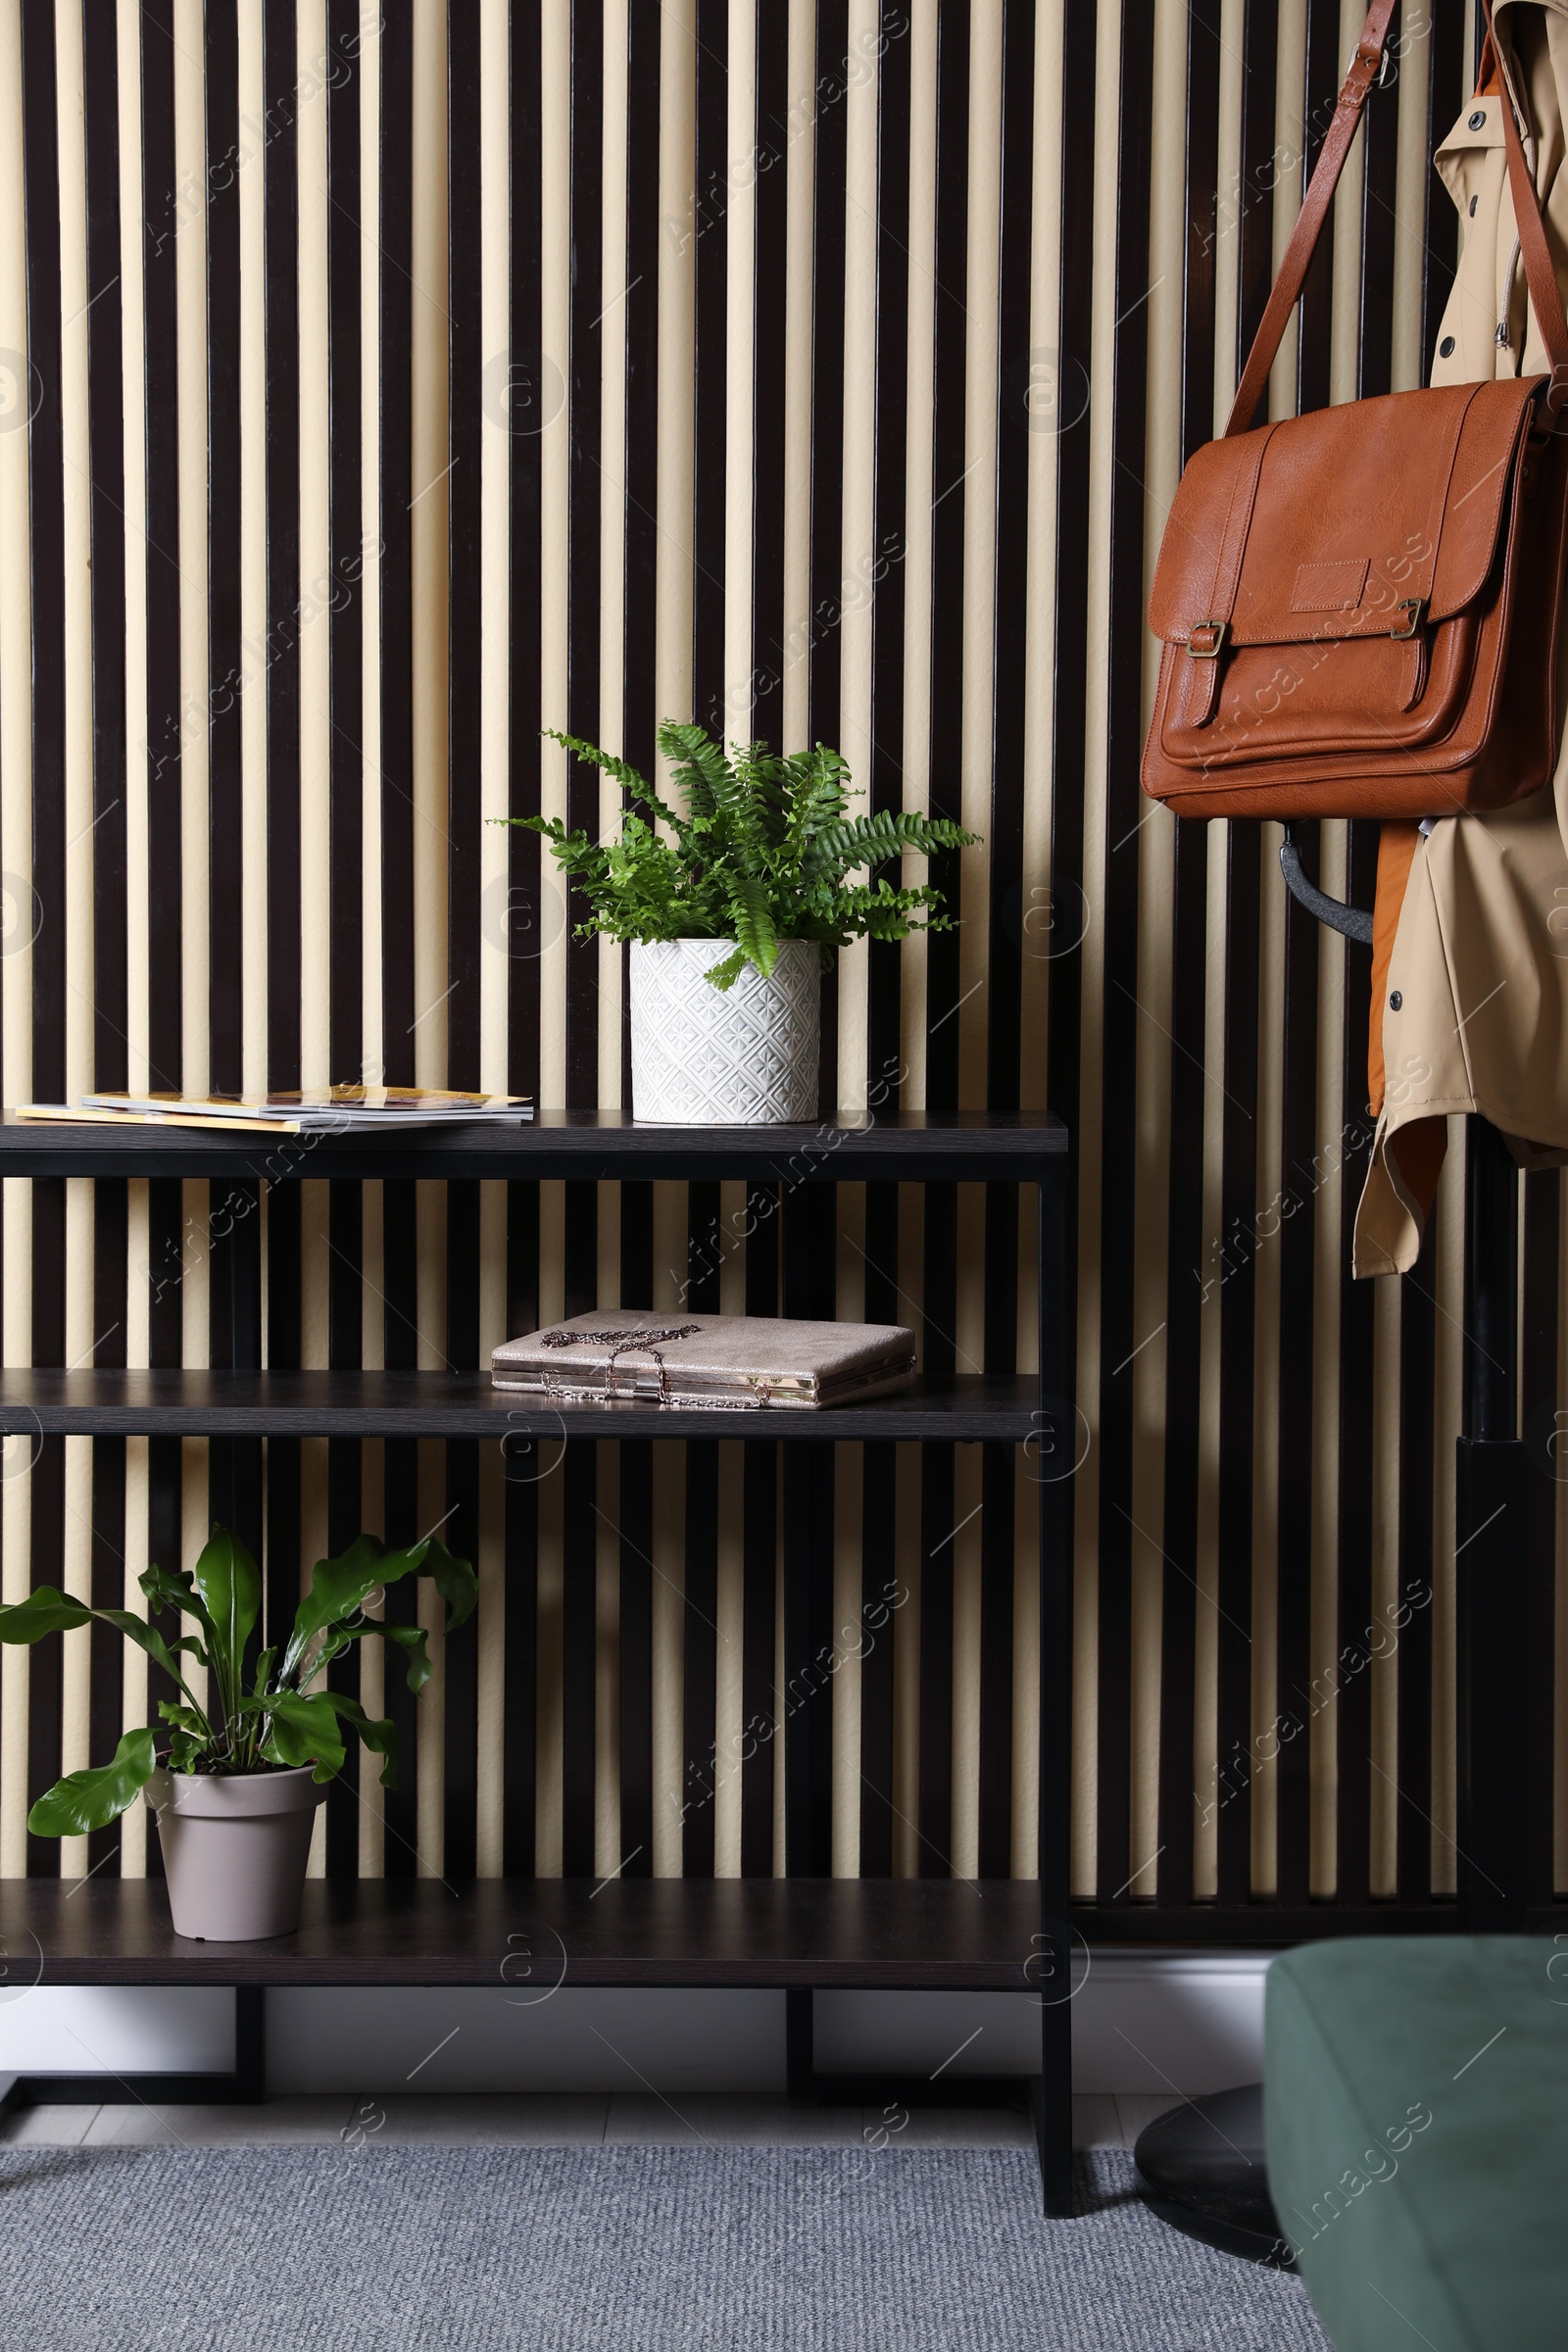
[629,937,820,1123]
[146,1763,325,1940]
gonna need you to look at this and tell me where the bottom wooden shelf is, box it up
[1,1881,1510,1991]
[1,1878,1050,1990]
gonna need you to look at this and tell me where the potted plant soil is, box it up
[515,722,977,1123]
[0,1525,474,1940]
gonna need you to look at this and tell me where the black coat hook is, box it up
[1279,820,1373,945]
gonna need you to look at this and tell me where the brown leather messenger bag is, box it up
[1141,0,1568,823]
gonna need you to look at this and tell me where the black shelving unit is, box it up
[0,1108,1079,2215]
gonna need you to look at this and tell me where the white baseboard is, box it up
[0,1951,1271,2097]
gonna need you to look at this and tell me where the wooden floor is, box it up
[2,2092,1178,2151]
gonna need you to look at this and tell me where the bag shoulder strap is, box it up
[1226,0,1568,437]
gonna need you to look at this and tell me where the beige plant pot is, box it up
[146,1764,325,1941]
[629,937,820,1123]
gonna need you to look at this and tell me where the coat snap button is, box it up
[1439,335,1455,357]
[1389,991,1402,1010]
[1468,108,1487,129]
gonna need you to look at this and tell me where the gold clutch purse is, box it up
[490,1309,918,1411]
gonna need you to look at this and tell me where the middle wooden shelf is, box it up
[0,1368,1045,1442]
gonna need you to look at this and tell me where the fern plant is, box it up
[512,722,978,988]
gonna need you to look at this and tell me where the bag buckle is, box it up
[1186,619,1229,660]
[1390,598,1426,640]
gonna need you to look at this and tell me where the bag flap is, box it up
[1148,376,1540,649]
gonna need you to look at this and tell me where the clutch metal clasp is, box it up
[1186,618,1229,660]
[1390,597,1427,640]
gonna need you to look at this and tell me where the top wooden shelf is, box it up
[0,1107,1066,1184]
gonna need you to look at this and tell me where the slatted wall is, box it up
[0,0,1563,1926]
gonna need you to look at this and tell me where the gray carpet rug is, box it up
[0,2145,1329,2351]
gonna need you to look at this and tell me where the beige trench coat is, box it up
[1354,1,1568,1274]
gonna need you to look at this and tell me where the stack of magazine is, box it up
[15,1088,534,1135]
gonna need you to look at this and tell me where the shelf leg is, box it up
[234,1985,267,2102]
[785,1987,814,2103]
[1035,1972,1074,2217]
[1037,1155,1078,2220]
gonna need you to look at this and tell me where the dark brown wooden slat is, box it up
[83,9,127,1101]
[913,0,968,1886]
[1521,1172,1559,1908]
[205,0,243,1096]
[379,0,416,1082]
[202,1,254,1601]
[1153,0,1220,1916]
[858,1182,898,1876]
[616,1437,653,1879]
[1093,0,1156,1909]
[680,1438,719,1877]
[443,1162,482,1884]
[144,1139,184,1886]
[691,0,727,741]
[733,0,791,1886]
[564,0,603,1109]
[1395,1206,1436,1904]
[560,1173,599,1875]
[440,0,485,1892]
[1208,0,1277,1912]
[557,1,605,1877]
[141,1,182,1092]
[782,1190,835,1876]
[808,0,848,1117]
[261,0,305,1703]
[1421,0,1465,365]
[1269,0,1340,1921]
[678,0,730,1884]
[374,0,418,1878]
[561,1441,598,1875]
[1355,14,1399,405]
[20,0,66,1881]
[81,10,128,1878]
[86,1255,127,1884]
[613,0,661,1879]
[1334,47,1400,1914]
[378,1175,420,1879]
[264,0,302,1092]
[322,0,368,1881]
[739,1185,779,1876]
[1332,821,1379,1911]
[866,0,911,1107]
[504,0,546,1881]
[261,0,301,1091]
[751,0,789,753]
[1044,4,1095,1988]
[1272,850,1318,1911]
[857,1433,896,1877]
[977,1,1035,1883]
[680,1202,720,1877]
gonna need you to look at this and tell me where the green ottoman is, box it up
[1265,1937,1568,2351]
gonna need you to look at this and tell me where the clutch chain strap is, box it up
[537,1322,706,1405]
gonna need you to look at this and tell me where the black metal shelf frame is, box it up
[0,1112,1078,2216]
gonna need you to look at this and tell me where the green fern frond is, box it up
[518,721,979,981]
[815,809,976,868]
[723,874,779,978]
[539,727,685,830]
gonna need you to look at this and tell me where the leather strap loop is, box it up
[1224,0,1398,436]
[1225,0,1568,436]
[1483,0,1568,406]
